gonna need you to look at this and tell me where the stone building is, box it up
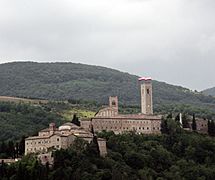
[188,118,208,133]
[81,77,162,134]
[25,122,107,159]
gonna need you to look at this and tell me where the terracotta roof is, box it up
[25,136,51,140]
[25,132,73,140]
[74,134,93,138]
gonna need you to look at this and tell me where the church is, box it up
[81,77,162,134]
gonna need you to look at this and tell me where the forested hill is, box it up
[1,62,215,114]
[202,87,215,97]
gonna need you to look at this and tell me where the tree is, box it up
[86,136,100,156]
[161,116,182,135]
[7,141,15,158]
[191,114,197,131]
[175,114,180,122]
[208,120,215,136]
[71,114,80,126]
[182,113,189,128]
[18,136,26,156]
[167,113,173,119]
[161,117,168,134]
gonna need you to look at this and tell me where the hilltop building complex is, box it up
[81,77,162,134]
[25,122,107,164]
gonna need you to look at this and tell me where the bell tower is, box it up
[109,96,118,113]
[139,77,153,115]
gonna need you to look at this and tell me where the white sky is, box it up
[0,0,215,90]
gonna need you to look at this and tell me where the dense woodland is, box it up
[0,101,215,179]
[0,102,65,142]
[1,118,215,180]
[1,62,215,114]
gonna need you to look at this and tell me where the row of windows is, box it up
[94,120,160,124]
[26,145,60,152]
[26,138,60,145]
[27,147,47,151]
[95,126,160,130]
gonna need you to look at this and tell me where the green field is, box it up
[61,108,96,121]
[0,96,48,104]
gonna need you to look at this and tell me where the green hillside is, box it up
[1,62,215,116]
[0,102,65,141]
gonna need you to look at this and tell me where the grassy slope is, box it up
[0,96,48,104]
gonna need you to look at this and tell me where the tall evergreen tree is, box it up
[8,141,15,159]
[71,114,80,126]
[86,136,100,156]
[192,114,197,131]
[208,120,215,136]
[175,113,180,122]
[18,136,26,156]
[161,117,168,134]
[90,124,95,135]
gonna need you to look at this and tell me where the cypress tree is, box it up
[8,141,15,158]
[175,113,180,122]
[211,120,215,136]
[208,120,215,136]
[71,114,80,126]
[18,136,26,156]
[161,117,168,134]
[87,136,100,156]
[192,114,197,131]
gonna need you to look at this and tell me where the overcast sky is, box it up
[0,0,215,90]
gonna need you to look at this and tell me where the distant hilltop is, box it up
[1,61,215,115]
[202,87,215,97]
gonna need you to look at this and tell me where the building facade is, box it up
[25,123,107,158]
[81,77,162,134]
